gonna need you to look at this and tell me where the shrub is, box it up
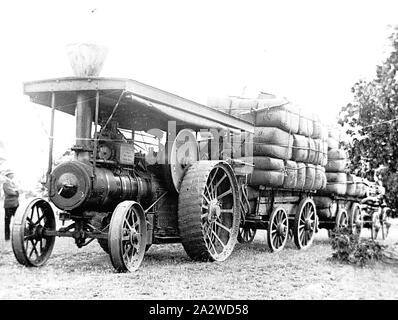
[329,227,387,266]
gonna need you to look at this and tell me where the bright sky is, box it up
[0,0,397,190]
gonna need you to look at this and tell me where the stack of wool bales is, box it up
[208,95,328,190]
[324,128,349,195]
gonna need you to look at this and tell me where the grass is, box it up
[1,225,398,300]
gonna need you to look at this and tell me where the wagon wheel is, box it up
[237,227,256,243]
[380,208,390,240]
[178,161,240,262]
[108,201,147,272]
[335,209,349,231]
[267,207,289,252]
[293,198,317,250]
[370,209,380,240]
[349,203,362,236]
[11,198,56,267]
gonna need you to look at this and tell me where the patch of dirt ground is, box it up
[1,208,398,300]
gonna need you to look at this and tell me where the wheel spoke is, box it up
[214,173,228,192]
[220,209,233,214]
[203,193,211,205]
[211,228,226,249]
[217,188,232,200]
[214,220,231,234]
[205,185,213,201]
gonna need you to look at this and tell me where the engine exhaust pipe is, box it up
[66,43,108,161]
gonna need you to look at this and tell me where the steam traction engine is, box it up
[11,44,254,271]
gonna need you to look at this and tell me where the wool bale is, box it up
[292,134,309,162]
[239,156,284,171]
[313,165,326,190]
[253,144,292,160]
[253,127,293,160]
[249,169,285,187]
[325,159,347,172]
[321,141,328,166]
[237,111,255,124]
[326,172,347,183]
[283,160,297,189]
[328,148,347,160]
[325,183,347,195]
[307,138,317,164]
[304,164,316,190]
[296,162,306,189]
[314,139,327,166]
[355,181,367,197]
[312,114,323,139]
[298,110,314,137]
[254,103,299,133]
[346,174,357,196]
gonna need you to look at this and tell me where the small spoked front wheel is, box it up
[12,198,56,267]
[267,207,289,252]
[108,201,147,272]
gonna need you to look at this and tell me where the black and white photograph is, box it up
[0,0,398,306]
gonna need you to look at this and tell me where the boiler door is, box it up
[50,161,92,210]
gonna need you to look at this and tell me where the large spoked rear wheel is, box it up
[267,207,289,252]
[293,198,317,250]
[12,198,56,267]
[108,201,147,272]
[237,227,256,243]
[178,161,240,262]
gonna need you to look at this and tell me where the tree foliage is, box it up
[339,26,398,210]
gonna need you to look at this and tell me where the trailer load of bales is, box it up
[207,95,371,197]
[208,95,328,191]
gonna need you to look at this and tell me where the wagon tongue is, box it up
[66,43,108,77]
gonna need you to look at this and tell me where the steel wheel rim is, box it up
[12,198,56,267]
[371,211,379,240]
[268,207,289,252]
[109,201,147,272]
[201,166,237,261]
[121,207,144,269]
[294,199,316,249]
[351,204,362,236]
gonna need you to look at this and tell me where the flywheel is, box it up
[164,129,199,193]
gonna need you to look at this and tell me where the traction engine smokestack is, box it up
[66,43,108,160]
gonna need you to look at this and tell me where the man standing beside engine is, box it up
[3,169,19,241]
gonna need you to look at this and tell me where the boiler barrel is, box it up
[49,161,153,211]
